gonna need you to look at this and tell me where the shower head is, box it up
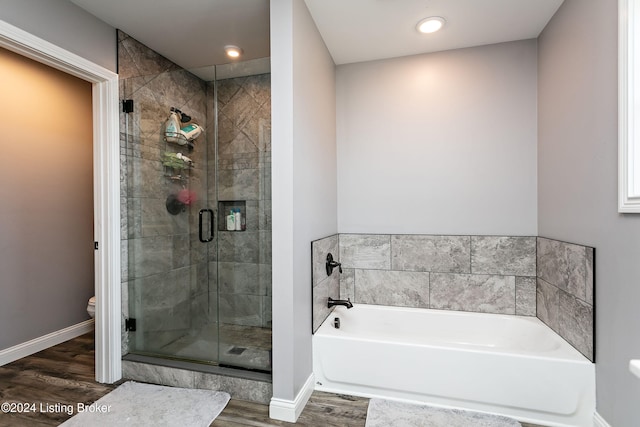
[179,112,191,123]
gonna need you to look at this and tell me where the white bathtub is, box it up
[313,304,595,427]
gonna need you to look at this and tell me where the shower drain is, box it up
[227,346,246,355]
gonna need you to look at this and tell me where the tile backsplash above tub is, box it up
[311,233,595,362]
[536,237,595,361]
[311,234,340,333]
[339,234,537,316]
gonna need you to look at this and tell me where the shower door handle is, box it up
[199,209,214,243]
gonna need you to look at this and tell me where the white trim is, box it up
[0,20,121,383]
[594,411,613,427]
[269,373,315,423]
[0,320,94,366]
[619,0,640,212]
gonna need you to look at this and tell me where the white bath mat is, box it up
[365,399,522,427]
[60,381,230,427]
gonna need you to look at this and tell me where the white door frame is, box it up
[0,20,121,383]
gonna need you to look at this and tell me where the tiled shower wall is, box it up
[215,75,272,329]
[119,32,273,351]
[312,233,595,361]
[119,31,210,354]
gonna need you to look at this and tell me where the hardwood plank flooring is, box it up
[0,334,545,427]
[0,332,117,426]
[213,392,369,427]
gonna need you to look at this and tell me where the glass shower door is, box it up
[120,31,219,364]
[214,73,272,373]
[120,30,272,373]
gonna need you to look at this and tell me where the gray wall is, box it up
[538,0,640,425]
[336,40,538,236]
[271,0,337,402]
[0,0,117,72]
[0,46,94,349]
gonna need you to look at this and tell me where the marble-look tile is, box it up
[537,237,589,301]
[221,87,261,131]
[122,361,195,388]
[171,234,191,269]
[566,244,588,301]
[515,277,536,316]
[218,168,260,201]
[128,157,166,199]
[121,239,129,280]
[218,152,260,170]
[471,236,536,276]
[585,247,594,305]
[217,231,260,263]
[536,238,564,288]
[313,273,340,333]
[190,293,209,329]
[258,263,272,296]
[218,262,260,295]
[243,74,271,107]
[391,235,471,273]
[120,197,128,241]
[559,290,594,361]
[118,34,178,80]
[259,230,272,264]
[536,278,559,332]
[312,234,339,286]
[262,295,272,328]
[193,372,272,404]
[217,78,242,106]
[259,199,272,231]
[312,277,330,333]
[430,273,515,314]
[244,106,271,148]
[140,197,189,237]
[217,115,256,155]
[339,234,390,269]
[355,270,429,308]
[219,293,263,327]
[127,235,173,279]
[340,268,355,302]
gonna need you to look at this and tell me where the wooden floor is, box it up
[0,333,117,426]
[0,334,543,427]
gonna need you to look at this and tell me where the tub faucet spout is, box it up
[328,297,353,309]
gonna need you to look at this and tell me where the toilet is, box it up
[87,296,96,318]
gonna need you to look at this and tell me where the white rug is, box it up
[365,399,522,427]
[60,381,230,427]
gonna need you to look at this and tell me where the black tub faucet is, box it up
[328,297,353,309]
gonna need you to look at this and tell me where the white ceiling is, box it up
[70,0,563,75]
[304,0,564,65]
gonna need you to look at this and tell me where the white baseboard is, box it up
[594,411,612,427]
[269,373,315,423]
[0,320,95,366]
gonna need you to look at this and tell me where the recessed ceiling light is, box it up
[224,45,243,59]
[416,17,446,34]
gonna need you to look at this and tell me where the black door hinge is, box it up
[122,99,134,113]
[125,318,137,332]
[94,241,99,250]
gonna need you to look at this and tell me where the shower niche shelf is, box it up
[218,200,246,231]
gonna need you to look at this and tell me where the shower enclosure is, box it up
[119,31,271,374]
